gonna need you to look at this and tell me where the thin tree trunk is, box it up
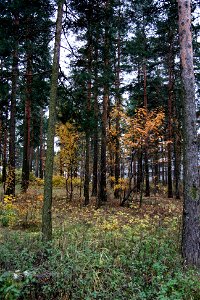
[35,146,39,177]
[114,20,121,199]
[6,13,19,196]
[39,108,44,179]
[0,111,2,171]
[174,122,181,199]
[70,165,73,201]
[154,146,159,194]
[84,132,90,205]
[91,45,99,197]
[108,108,114,188]
[2,111,8,194]
[178,0,200,267]
[98,0,110,206]
[167,32,174,198]
[84,38,92,205]
[21,46,32,193]
[143,63,150,197]
[42,1,63,242]
[137,149,143,192]
[91,113,98,196]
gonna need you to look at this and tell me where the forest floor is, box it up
[0,185,200,300]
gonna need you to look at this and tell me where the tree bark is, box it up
[167,32,174,198]
[84,36,92,206]
[21,16,32,193]
[6,13,19,196]
[174,120,181,199]
[91,90,99,197]
[178,0,200,267]
[84,132,90,205]
[143,63,150,197]
[39,108,44,179]
[114,21,121,199]
[91,43,99,197]
[98,0,110,206]
[42,1,63,242]
[2,110,8,193]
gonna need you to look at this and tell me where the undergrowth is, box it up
[0,218,199,300]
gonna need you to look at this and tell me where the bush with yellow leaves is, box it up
[0,195,17,227]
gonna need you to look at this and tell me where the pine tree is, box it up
[42,0,64,242]
[178,0,200,267]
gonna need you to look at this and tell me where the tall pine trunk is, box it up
[42,1,63,242]
[178,0,200,267]
[98,0,110,206]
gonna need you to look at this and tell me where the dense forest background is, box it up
[0,0,199,199]
[0,1,200,298]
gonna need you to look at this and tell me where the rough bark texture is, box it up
[42,1,63,242]
[178,0,200,267]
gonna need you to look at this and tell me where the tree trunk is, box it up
[98,0,110,206]
[42,1,63,242]
[178,0,200,267]
[154,146,159,194]
[143,63,150,197]
[39,109,44,179]
[174,121,181,199]
[114,21,121,199]
[0,111,2,172]
[84,132,90,205]
[84,37,92,206]
[91,45,99,197]
[137,149,143,192]
[6,13,19,196]
[2,111,8,193]
[21,28,32,193]
[91,115,98,196]
[167,32,174,198]
[35,146,39,177]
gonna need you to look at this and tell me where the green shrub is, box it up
[0,223,199,299]
[0,272,21,300]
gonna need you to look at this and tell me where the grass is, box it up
[0,184,200,299]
